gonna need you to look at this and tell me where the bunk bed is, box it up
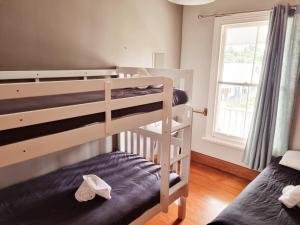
[0,67,193,225]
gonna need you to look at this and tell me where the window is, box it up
[206,12,270,149]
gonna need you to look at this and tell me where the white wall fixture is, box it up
[168,0,216,5]
[153,52,165,68]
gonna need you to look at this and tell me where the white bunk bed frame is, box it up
[0,67,193,225]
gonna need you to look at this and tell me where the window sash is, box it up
[206,11,270,149]
[214,85,254,143]
[213,82,257,140]
[218,22,269,85]
[217,81,258,87]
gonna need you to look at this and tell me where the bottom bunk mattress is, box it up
[208,158,300,225]
[0,151,180,225]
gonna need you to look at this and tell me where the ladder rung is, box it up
[170,153,189,165]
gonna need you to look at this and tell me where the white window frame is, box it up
[205,11,270,151]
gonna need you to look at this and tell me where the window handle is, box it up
[193,108,208,116]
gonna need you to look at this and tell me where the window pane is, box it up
[220,23,268,84]
[221,26,257,83]
[215,84,258,139]
[215,84,248,138]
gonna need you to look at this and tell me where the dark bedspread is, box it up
[0,87,188,146]
[0,151,180,225]
[208,158,300,225]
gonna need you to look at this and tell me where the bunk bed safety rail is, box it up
[0,77,165,131]
[117,67,193,103]
[119,130,160,162]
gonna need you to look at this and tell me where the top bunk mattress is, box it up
[208,158,300,225]
[0,151,180,225]
[0,87,188,146]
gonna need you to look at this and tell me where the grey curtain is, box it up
[273,7,300,156]
[243,5,289,170]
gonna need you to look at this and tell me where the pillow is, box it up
[131,74,149,89]
[279,151,300,171]
[131,72,164,89]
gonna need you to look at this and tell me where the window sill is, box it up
[202,136,245,151]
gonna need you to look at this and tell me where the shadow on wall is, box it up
[0,0,182,70]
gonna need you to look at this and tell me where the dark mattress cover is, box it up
[0,87,188,146]
[0,151,180,225]
[208,158,300,225]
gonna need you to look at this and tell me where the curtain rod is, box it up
[198,5,297,19]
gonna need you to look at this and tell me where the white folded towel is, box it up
[75,175,112,202]
[279,185,300,208]
[83,175,112,200]
[75,180,96,202]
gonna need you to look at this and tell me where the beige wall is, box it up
[181,0,300,166]
[0,0,183,188]
[0,0,182,70]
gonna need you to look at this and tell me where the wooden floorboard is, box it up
[146,162,249,225]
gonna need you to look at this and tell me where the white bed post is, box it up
[178,196,187,220]
[160,77,173,213]
[178,107,192,220]
[178,127,192,220]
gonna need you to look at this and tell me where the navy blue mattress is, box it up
[0,151,180,225]
[208,158,300,225]
[0,87,188,146]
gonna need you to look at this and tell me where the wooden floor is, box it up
[146,162,250,225]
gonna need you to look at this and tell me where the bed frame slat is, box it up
[0,80,105,100]
[137,134,141,156]
[110,93,163,110]
[112,77,164,89]
[143,136,147,158]
[125,131,128,153]
[150,139,154,162]
[0,123,105,168]
[0,69,117,80]
[131,132,135,154]
[0,101,106,131]
[157,143,161,164]
[109,110,163,135]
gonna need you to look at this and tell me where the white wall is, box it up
[181,0,300,166]
[290,92,300,150]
